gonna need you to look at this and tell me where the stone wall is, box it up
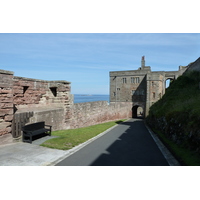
[13,76,71,110]
[28,107,65,131]
[1,67,134,141]
[0,70,72,137]
[0,70,14,136]
[70,101,132,129]
[12,77,72,135]
[110,69,149,103]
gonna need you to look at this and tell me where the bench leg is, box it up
[22,132,25,142]
[30,135,32,144]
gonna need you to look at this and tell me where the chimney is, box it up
[141,56,145,68]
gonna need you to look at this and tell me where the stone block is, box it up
[0,121,11,135]
[0,89,12,94]
[4,115,13,122]
[6,94,13,98]
[0,109,13,116]
[0,122,11,129]
[6,126,12,133]
[15,93,24,97]
[13,88,23,94]
[0,103,13,109]
[0,129,6,136]
[0,97,13,103]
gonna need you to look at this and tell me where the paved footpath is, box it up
[0,118,180,166]
[56,118,179,166]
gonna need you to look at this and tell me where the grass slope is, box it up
[147,71,200,165]
[41,120,125,150]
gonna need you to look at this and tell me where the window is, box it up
[135,77,140,83]
[152,92,156,99]
[117,88,120,91]
[50,87,57,97]
[122,78,127,84]
[113,92,116,97]
[131,77,140,84]
[23,86,29,94]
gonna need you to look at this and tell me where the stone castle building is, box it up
[110,56,187,117]
[1,56,199,143]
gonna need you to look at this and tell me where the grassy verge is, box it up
[147,71,200,166]
[152,128,200,166]
[40,120,126,150]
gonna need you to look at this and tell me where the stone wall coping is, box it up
[110,69,151,74]
[110,69,180,76]
[0,69,14,75]
[16,106,64,113]
[13,76,71,84]
[110,72,150,77]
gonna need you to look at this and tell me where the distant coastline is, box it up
[77,94,93,96]
[74,94,109,104]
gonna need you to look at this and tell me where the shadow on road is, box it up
[90,119,169,166]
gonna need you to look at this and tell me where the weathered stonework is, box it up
[1,56,197,143]
[110,56,187,117]
[0,70,72,137]
[0,70,14,136]
[1,67,132,141]
[13,77,71,108]
[28,107,66,131]
[70,101,132,129]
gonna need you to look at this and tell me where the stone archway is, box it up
[132,105,144,118]
[165,78,174,89]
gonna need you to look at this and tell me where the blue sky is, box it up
[0,33,200,94]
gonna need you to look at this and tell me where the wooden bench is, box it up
[22,121,52,143]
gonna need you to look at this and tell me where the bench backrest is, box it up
[23,121,45,131]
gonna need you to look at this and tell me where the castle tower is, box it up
[141,56,145,68]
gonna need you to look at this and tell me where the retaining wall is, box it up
[28,107,66,131]
[70,101,132,129]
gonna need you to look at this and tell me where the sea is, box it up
[74,94,110,104]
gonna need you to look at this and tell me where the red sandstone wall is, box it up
[0,71,72,137]
[69,101,132,129]
[13,77,71,109]
[0,70,14,136]
[12,77,72,136]
[1,69,132,139]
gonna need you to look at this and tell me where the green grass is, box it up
[40,120,126,150]
[152,128,200,166]
[146,71,200,165]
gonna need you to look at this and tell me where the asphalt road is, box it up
[56,118,169,166]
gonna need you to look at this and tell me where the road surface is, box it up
[56,118,169,166]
